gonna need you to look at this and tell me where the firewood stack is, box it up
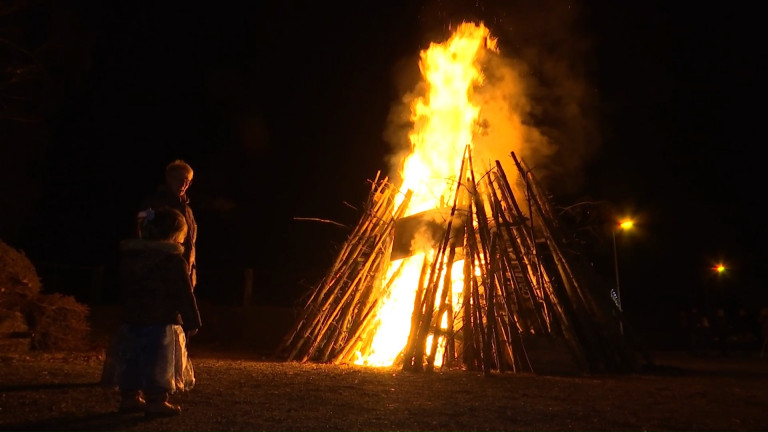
[276,150,640,375]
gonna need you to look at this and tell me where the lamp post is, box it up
[611,219,633,334]
[708,262,727,310]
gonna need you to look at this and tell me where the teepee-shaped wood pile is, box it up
[276,149,639,375]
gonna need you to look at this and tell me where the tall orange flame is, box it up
[356,22,498,367]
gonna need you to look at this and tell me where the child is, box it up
[116,206,202,417]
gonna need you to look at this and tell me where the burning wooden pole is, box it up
[400,148,469,372]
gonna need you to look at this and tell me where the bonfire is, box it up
[277,22,638,375]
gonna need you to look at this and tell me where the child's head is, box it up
[139,206,188,243]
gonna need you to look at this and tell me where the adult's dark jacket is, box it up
[119,239,202,331]
[140,185,197,286]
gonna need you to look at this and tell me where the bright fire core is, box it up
[355,22,498,367]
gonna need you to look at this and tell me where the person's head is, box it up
[139,206,188,243]
[165,160,194,198]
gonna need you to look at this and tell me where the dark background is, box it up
[1,1,764,334]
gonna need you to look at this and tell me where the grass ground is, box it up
[1,303,767,431]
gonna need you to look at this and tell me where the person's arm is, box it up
[170,257,202,332]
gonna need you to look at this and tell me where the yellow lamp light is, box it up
[619,219,634,230]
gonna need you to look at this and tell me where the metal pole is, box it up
[612,230,622,311]
[612,230,624,335]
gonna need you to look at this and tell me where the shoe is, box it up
[118,395,147,413]
[145,401,182,418]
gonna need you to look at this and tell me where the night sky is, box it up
[1,1,763,328]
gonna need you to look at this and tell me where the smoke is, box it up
[383,0,599,199]
[382,72,423,188]
[471,52,556,184]
[492,0,600,197]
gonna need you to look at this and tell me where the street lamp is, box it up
[611,219,633,333]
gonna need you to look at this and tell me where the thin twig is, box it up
[293,217,348,228]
